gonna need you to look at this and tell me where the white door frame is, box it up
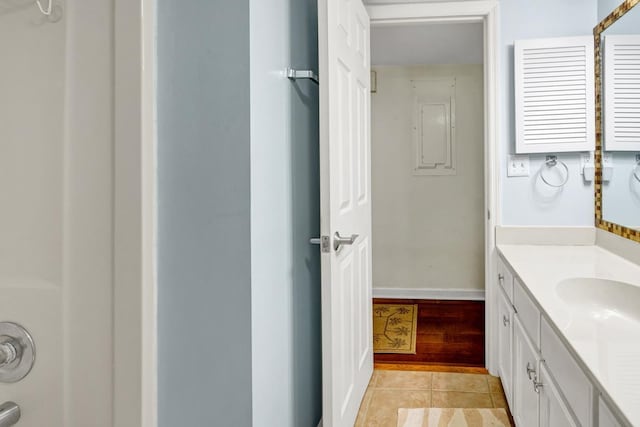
[114,0,158,426]
[366,0,500,374]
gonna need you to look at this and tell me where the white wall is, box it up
[371,65,484,291]
[500,0,598,225]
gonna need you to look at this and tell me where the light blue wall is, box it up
[500,0,599,225]
[157,0,253,426]
[250,0,322,424]
[599,0,622,19]
[158,0,321,426]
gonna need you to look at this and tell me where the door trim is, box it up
[367,0,500,375]
[373,288,485,301]
[114,0,157,426]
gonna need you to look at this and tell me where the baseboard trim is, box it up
[372,288,485,301]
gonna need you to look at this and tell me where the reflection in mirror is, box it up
[601,2,640,231]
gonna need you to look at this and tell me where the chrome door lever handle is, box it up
[333,232,358,251]
[0,402,20,427]
[526,362,536,380]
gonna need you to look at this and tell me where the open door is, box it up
[318,0,373,425]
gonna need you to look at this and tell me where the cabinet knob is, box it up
[498,274,504,282]
[502,315,510,326]
[526,362,536,380]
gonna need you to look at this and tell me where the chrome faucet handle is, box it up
[0,402,20,427]
[0,323,35,383]
[0,339,18,367]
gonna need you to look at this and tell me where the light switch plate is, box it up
[507,155,530,177]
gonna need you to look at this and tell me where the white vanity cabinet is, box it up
[496,255,590,427]
[497,286,514,407]
[539,362,578,427]
[512,314,540,427]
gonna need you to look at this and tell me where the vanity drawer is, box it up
[497,257,514,301]
[541,317,593,427]
[513,277,540,347]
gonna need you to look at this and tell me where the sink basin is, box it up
[556,278,640,324]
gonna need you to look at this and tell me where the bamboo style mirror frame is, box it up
[594,0,640,243]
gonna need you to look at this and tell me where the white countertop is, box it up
[497,244,640,426]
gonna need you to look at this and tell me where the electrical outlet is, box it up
[580,152,594,173]
[507,155,530,177]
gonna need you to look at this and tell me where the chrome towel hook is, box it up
[540,155,569,188]
[286,68,319,85]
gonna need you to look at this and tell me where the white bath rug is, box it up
[397,408,510,427]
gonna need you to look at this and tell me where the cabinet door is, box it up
[513,315,539,427]
[498,288,515,407]
[539,362,578,427]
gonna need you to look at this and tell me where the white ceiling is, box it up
[371,23,484,66]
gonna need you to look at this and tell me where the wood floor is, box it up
[373,299,485,367]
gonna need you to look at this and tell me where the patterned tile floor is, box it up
[355,370,512,427]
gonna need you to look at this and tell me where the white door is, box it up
[318,0,373,425]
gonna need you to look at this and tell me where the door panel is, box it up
[319,0,373,425]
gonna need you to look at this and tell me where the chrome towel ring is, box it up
[540,155,569,188]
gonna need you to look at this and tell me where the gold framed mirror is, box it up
[594,0,640,243]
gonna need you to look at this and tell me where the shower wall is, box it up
[371,64,484,294]
[0,1,114,425]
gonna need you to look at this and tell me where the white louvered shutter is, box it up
[604,34,640,151]
[515,36,595,153]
